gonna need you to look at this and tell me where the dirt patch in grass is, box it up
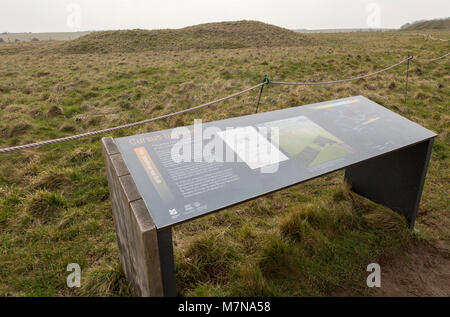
[333,242,450,297]
[373,243,450,297]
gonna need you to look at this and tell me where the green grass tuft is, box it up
[82,264,132,297]
[26,190,67,219]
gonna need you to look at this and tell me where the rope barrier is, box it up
[413,52,450,63]
[0,51,448,154]
[429,36,450,42]
[270,57,412,86]
[0,83,263,153]
[416,33,450,42]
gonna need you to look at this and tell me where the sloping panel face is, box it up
[115,96,436,229]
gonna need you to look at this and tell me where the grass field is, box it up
[0,22,449,296]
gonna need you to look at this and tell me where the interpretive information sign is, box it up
[115,96,436,229]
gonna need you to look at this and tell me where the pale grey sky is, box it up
[0,0,449,33]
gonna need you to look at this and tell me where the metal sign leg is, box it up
[345,139,434,228]
[157,228,177,297]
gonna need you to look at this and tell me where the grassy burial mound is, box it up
[61,20,314,53]
[0,21,449,297]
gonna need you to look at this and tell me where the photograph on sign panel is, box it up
[259,116,354,167]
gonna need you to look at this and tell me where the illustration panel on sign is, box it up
[259,116,353,167]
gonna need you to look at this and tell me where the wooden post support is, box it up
[102,137,176,297]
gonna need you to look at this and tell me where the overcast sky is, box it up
[1,0,449,33]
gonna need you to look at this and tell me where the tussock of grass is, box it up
[364,208,409,234]
[332,184,350,202]
[229,264,274,297]
[59,123,77,132]
[258,235,294,279]
[280,208,314,242]
[82,264,131,297]
[244,198,274,216]
[46,105,64,117]
[1,122,32,138]
[0,186,21,225]
[26,190,67,219]
[30,168,73,191]
[176,231,240,292]
[85,116,103,128]
[237,223,259,253]
[69,147,96,163]
[185,282,230,297]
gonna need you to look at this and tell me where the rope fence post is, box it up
[404,54,412,103]
[255,75,270,114]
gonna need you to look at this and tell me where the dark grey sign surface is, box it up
[115,96,436,230]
